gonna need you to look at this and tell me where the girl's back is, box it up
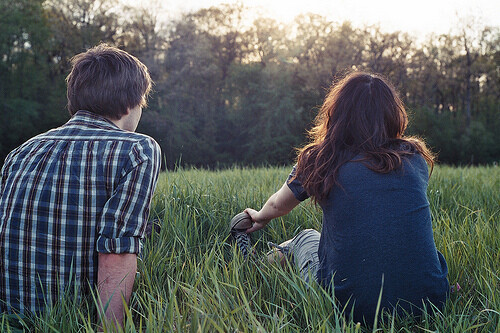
[316,154,449,323]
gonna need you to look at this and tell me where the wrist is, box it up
[255,210,265,222]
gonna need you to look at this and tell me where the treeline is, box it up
[1,0,499,168]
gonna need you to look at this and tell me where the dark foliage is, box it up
[1,0,498,168]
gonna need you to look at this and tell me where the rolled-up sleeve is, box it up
[96,138,161,254]
[286,165,309,202]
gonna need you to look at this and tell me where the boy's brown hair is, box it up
[66,44,152,120]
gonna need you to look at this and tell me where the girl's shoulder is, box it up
[340,151,428,179]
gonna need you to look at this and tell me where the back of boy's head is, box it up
[66,43,152,120]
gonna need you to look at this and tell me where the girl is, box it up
[243,72,449,324]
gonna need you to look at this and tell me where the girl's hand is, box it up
[244,208,270,233]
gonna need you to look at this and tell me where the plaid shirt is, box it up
[0,110,161,314]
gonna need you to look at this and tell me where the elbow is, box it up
[269,199,289,215]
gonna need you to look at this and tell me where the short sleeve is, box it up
[0,162,4,196]
[286,165,309,202]
[0,149,16,196]
[96,138,161,254]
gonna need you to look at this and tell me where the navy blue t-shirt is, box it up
[287,154,449,323]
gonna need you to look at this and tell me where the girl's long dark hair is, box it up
[293,72,435,204]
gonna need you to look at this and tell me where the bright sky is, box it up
[127,0,499,37]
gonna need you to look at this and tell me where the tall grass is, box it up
[2,165,499,332]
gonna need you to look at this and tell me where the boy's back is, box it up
[0,110,160,313]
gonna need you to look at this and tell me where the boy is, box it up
[0,44,161,328]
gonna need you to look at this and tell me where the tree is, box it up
[44,0,121,75]
[118,1,168,80]
[0,0,52,161]
[1,1,498,166]
[455,17,495,130]
[242,17,288,67]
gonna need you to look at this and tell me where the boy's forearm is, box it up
[97,253,137,329]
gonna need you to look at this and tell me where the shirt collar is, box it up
[68,110,121,130]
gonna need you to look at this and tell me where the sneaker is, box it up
[267,241,292,256]
[230,212,254,258]
[231,230,253,258]
[230,212,253,231]
[266,240,292,265]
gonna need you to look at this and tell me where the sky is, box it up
[126,0,499,37]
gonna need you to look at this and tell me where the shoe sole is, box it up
[231,230,252,258]
[230,211,254,258]
[229,211,253,231]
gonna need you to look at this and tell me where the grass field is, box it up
[2,165,499,332]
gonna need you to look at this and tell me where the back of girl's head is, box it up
[321,72,407,150]
[295,71,434,203]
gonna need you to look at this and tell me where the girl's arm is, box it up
[244,182,300,233]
